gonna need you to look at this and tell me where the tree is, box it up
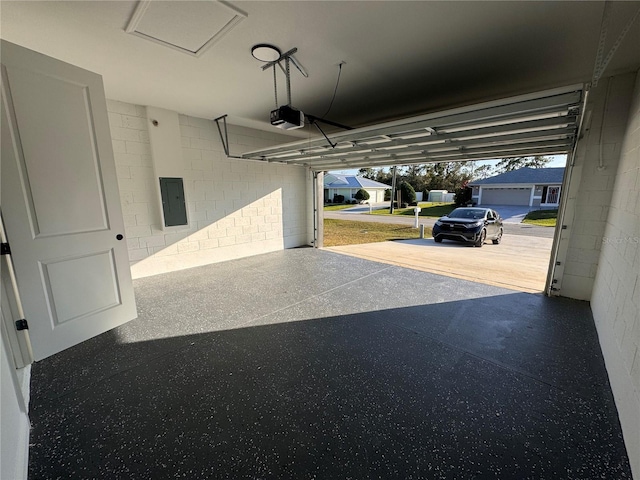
[398,181,416,205]
[454,186,472,206]
[402,165,429,193]
[422,162,473,192]
[472,164,494,180]
[495,156,551,173]
[354,188,370,202]
[358,167,394,185]
[356,163,473,198]
[374,169,394,185]
[358,168,377,180]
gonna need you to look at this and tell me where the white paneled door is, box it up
[1,41,137,361]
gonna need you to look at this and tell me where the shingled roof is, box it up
[324,174,390,189]
[469,167,565,185]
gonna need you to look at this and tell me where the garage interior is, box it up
[28,249,631,478]
[1,1,639,479]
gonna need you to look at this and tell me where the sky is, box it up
[328,155,568,176]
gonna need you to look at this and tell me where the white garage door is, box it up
[481,188,531,206]
[371,190,383,202]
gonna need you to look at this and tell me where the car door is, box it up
[493,211,503,232]
[485,210,496,236]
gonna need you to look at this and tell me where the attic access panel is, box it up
[240,85,584,171]
[126,0,246,57]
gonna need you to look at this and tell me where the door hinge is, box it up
[1,243,10,255]
[15,319,29,331]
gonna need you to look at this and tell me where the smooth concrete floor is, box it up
[326,234,552,294]
[28,249,631,479]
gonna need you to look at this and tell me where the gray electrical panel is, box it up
[159,177,188,227]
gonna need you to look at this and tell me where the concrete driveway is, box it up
[481,204,546,223]
[326,234,552,293]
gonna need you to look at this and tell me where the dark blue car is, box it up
[432,207,503,247]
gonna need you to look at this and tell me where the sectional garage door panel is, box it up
[239,85,583,171]
[481,188,530,205]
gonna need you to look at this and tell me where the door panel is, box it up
[43,250,120,325]
[7,67,109,236]
[545,186,560,204]
[1,40,137,361]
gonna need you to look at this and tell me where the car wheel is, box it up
[474,228,486,247]
[434,237,442,243]
[492,228,503,245]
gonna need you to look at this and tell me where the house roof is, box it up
[324,175,390,189]
[469,167,565,186]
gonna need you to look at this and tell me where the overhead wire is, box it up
[320,62,344,119]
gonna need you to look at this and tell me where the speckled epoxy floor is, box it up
[28,249,631,479]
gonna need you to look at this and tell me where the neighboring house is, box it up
[324,174,390,203]
[469,167,565,207]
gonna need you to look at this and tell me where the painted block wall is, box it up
[557,73,636,300]
[591,69,640,479]
[106,100,309,278]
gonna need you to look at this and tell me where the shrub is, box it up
[454,187,472,206]
[384,189,392,201]
[333,194,345,204]
[354,188,370,202]
[409,201,418,207]
[399,181,416,205]
[422,189,429,202]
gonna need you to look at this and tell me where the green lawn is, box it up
[324,218,427,246]
[370,202,456,218]
[324,204,356,211]
[522,209,558,227]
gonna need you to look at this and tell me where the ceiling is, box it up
[1,1,639,139]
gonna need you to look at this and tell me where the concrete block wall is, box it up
[558,73,636,300]
[591,69,640,478]
[106,100,309,278]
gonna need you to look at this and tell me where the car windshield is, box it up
[447,208,486,220]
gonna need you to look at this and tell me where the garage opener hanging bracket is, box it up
[213,114,252,160]
[214,114,289,164]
